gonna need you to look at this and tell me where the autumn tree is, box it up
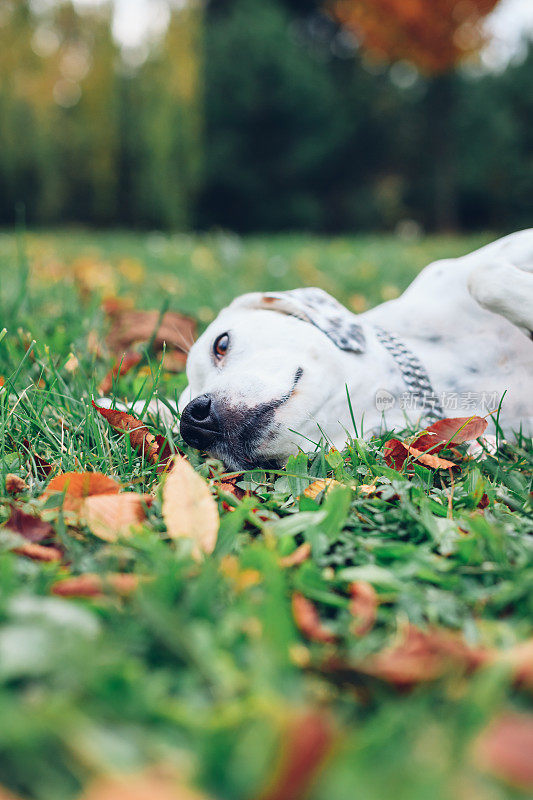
[330,0,502,230]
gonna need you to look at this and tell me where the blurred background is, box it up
[0,0,532,235]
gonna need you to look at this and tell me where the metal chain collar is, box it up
[373,326,444,418]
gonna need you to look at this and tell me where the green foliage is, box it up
[0,231,532,799]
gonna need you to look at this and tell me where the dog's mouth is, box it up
[180,368,303,469]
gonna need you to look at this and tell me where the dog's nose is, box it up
[180,394,221,450]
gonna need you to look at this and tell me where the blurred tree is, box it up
[331,0,502,230]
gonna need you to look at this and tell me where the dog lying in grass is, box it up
[174,230,533,469]
[101,230,533,469]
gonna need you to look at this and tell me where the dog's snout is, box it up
[188,394,213,423]
[180,394,221,450]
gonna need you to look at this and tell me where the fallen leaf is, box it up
[417,416,488,451]
[105,309,196,371]
[5,507,54,542]
[279,543,312,568]
[5,474,28,494]
[292,593,337,644]
[82,493,151,542]
[303,479,341,500]
[92,401,160,462]
[214,480,246,501]
[13,542,62,562]
[42,471,120,512]
[349,581,378,636]
[51,573,140,598]
[258,709,336,800]
[162,456,219,557]
[355,625,488,688]
[473,712,533,791]
[79,768,209,800]
[22,438,53,478]
[98,351,142,394]
[0,785,25,800]
[384,439,456,471]
[64,354,79,373]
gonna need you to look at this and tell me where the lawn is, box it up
[0,229,532,800]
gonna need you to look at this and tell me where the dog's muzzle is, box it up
[180,394,222,451]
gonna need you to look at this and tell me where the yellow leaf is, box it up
[303,479,342,500]
[162,456,219,558]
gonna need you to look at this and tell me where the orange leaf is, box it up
[41,471,120,512]
[292,593,336,644]
[13,542,62,562]
[383,438,456,471]
[279,543,312,568]
[303,479,341,500]
[92,401,160,462]
[349,581,378,636]
[162,456,219,558]
[51,573,140,598]
[474,713,533,791]
[82,493,151,542]
[79,768,209,800]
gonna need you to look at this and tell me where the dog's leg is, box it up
[468,258,533,335]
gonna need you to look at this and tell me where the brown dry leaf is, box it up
[406,444,456,471]
[41,471,120,512]
[98,351,142,395]
[292,592,337,644]
[214,480,246,501]
[257,709,336,800]
[105,309,197,371]
[303,479,341,500]
[473,712,533,791]
[78,768,209,800]
[349,581,378,636]
[162,456,219,558]
[5,474,28,494]
[51,573,140,598]
[359,483,377,496]
[356,625,488,688]
[13,542,62,562]
[0,785,25,800]
[279,543,312,568]
[22,438,54,478]
[5,507,54,542]
[82,494,151,542]
[92,401,160,462]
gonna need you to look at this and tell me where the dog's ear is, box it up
[228,288,366,354]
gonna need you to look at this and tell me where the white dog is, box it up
[101,231,533,469]
[175,230,533,469]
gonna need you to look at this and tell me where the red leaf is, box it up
[474,713,533,791]
[5,507,54,543]
[98,350,142,394]
[414,416,488,452]
[258,709,335,800]
[349,581,378,636]
[384,439,456,471]
[292,592,337,644]
[105,308,197,371]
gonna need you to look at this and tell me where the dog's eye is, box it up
[213,333,229,359]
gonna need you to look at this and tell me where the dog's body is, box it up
[105,231,533,469]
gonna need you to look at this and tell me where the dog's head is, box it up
[179,289,366,469]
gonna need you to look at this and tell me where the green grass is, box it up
[0,229,532,800]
